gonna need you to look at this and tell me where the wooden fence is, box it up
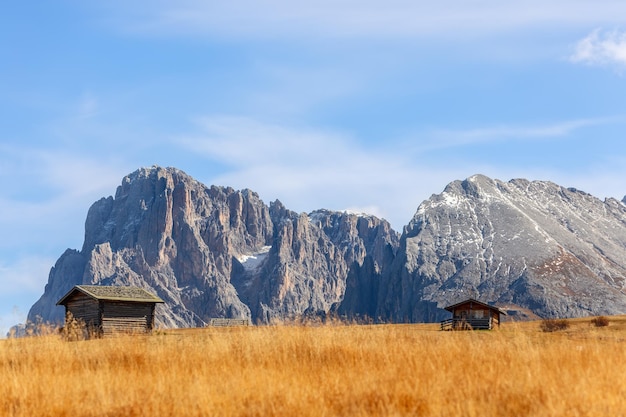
[440,317,493,331]
[208,318,251,327]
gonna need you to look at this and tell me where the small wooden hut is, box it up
[57,285,164,337]
[440,298,506,330]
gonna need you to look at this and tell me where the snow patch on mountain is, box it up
[237,246,271,271]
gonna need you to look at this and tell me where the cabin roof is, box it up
[443,298,507,315]
[56,285,165,306]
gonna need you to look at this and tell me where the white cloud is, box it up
[0,144,125,200]
[571,29,626,69]
[101,1,626,40]
[0,145,129,252]
[0,256,55,295]
[404,117,618,152]
[182,116,369,169]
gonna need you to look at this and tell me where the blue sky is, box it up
[2,1,626,335]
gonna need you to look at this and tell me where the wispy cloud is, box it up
[0,256,55,295]
[0,144,128,252]
[100,1,626,39]
[176,114,626,228]
[182,115,358,166]
[176,115,462,227]
[413,117,619,151]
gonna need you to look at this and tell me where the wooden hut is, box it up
[440,298,506,330]
[57,285,164,337]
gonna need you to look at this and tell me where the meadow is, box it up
[1,316,625,417]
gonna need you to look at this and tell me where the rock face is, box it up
[28,166,399,327]
[28,169,626,328]
[374,175,626,321]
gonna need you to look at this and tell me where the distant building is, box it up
[208,318,251,327]
[56,285,164,337]
[440,298,506,330]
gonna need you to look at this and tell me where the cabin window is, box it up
[473,310,484,318]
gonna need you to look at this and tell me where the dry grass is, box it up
[1,317,625,417]
[539,318,570,332]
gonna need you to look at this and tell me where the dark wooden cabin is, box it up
[57,285,164,337]
[440,298,506,330]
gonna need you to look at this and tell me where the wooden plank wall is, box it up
[102,301,152,335]
[66,293,101,327]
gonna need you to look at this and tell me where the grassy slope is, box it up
[1,316,625,417]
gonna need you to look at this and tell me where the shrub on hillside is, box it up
[590,316,609,327]
[62,312,88,341]
[540,318,569,332]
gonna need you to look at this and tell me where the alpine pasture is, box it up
[2,317,625,416]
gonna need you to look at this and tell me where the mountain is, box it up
[373,175,626,321]
[27,168,626,328]
[27,166,399,327]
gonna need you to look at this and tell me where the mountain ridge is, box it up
[25,167,626,329]
[27,166,400,327]
[373,174,626,322]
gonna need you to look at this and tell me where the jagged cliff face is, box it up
[28,169,626,328]
[376,175,626,321]
[28,167,399,327]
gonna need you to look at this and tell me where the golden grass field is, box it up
[1,316,625,417]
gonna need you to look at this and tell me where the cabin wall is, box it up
[65,293,101,329]
[490,310,501,325]
[101,301,153,335]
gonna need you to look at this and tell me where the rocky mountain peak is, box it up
[28,166,399,327]
[25,170,626,330]
[382,174,626,321]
